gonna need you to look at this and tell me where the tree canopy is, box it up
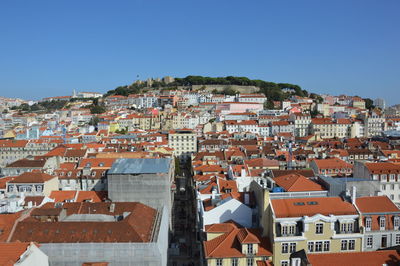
[105,75,308,102]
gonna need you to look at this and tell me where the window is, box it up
[394,217,400,229]
[289,225,295,235]
[216,259,223,266]
[341,240,348,251]
[316,223,323,234]
[349,240,355,250]
[366,236,373,248]
[246,258,253,266]
[281,261,289,266]
[396,234,400,245]
[247,244,253,254]
[347,223,354,232]
[308,242,314,252]
[289,243,296,253]
[232,258,238,266]
[365,217,372,231]
[382,184,386,190]
[379,217,386,230]
[282,243,288,253]
[323,241,330,251]
[282,226,288,236]
[315,241,323,252]
[341,223,347,232]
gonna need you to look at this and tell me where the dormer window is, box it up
[248,244,253,254]
[379,217,386,230]
[91,171,96,177]
[67,171,72,177]
[99,163,104,167]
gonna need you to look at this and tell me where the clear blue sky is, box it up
[0,0,399,105]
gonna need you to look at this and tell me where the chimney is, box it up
[244,193,250,205]
[241,167,247,178]
[351,186,357,205]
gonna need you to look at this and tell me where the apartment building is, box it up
[355,196,400,251]
[267,196,362,266]
[359,110,385,137]
[289,113,311,137]
[310,118,352,139]
[310,158,353,177]
[168,129,197,162]
[353,161,400,203]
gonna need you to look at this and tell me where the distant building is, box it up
[73,91,103,98]
[162,76,175,84]
[168,129,197,162]
[374,98,386,110]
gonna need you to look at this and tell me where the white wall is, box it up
[17,243,49,266]
[203,198,252,228]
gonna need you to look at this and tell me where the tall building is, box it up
[107,158,174,212]
[168,129,197,162]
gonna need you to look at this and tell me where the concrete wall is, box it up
[108,172,172,211]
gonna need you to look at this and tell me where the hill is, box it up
[104,75,309,103]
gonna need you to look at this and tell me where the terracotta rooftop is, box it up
[356,196,400,213]
[9,172,56,184]
[0,242,36,266]
[6,159,46,168]
[0,211,24,242]
[203,224,272,259]
[271,197,357,218]
[274,174,325,192]
[307,249,400,266]
[312,158,352,170]
[11,202,157,243]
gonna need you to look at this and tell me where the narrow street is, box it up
[169,167,202,266]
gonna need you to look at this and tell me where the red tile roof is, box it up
[0,242,35,266]
[49,191,77,202]
[9,172,56,183]
[0,211,24,242]
[307,250,400,266]
[312,158,352,170]
[274,174,325,192]
[356,196,400,213]
[271,197,357,218]
[203,224,272,259]
[11,202,157,243]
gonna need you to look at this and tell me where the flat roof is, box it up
[108,158,171,174]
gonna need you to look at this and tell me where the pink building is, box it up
[216,102,263,114]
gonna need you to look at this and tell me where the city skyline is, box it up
[0,0,399,104]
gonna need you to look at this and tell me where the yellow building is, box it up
[266,196,362,266]
[168,129,197,162]
[203,222,272,266]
